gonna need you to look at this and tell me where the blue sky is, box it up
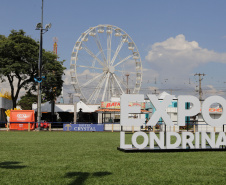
[1,0,226,102]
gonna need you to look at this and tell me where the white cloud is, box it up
[145,34,226,87]
[77,69,101,77]
[62,69,71,86]
[146,34,226,67]
[204,85,225,96]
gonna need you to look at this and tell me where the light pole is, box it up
[36,0,51,130]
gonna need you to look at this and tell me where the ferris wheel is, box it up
[70,25,142,104]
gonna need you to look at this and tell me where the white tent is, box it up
[76,101,96,112]
[158,91,176,100]
[32,101,98,113]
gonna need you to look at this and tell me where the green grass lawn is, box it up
[0,131,226,185]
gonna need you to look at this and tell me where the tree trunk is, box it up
[51,100,55,122]
[12,97,17,109]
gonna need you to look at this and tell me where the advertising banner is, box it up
[101,102,120,109]
[101,101,145,109]
[10,110,35,122]
[63,124,104,132]
[9,110,35,130]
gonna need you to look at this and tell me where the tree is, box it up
[17,90,37,110]
[0,30,66,108]
[41,51,65,102]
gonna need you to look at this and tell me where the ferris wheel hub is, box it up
[108,66,115,73]
[103,66,108,72]
[103,66,115,73]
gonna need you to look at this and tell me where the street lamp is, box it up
[36,0,51,130]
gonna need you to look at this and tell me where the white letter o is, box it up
[202,96,226,127]
[132,132,148,149]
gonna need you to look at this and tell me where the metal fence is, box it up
[0,121,225,133]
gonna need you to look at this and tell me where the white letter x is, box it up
[147,95,174,126]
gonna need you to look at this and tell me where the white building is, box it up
[0,97,13,122]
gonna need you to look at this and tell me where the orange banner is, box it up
[10,110,35,122]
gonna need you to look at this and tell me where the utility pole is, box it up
[126,74,129,94]
[194,73,206,101]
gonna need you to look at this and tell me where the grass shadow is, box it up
[0,161,27,169]
[65,171,112,185]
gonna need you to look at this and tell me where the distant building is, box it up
[0,97,13,123]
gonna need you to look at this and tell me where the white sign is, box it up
[120,94,226,150]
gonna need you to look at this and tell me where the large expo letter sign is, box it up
[119,94,226,152]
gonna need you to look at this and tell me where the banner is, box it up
[101,101,145,109]
[10,110,35,122]
[63,124,104,132]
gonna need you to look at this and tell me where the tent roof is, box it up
[32,101,98,113]
[158,91,176,100]
[76,101,96,112]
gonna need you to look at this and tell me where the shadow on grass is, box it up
[0,161,27,169]
[65,171,112,185]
